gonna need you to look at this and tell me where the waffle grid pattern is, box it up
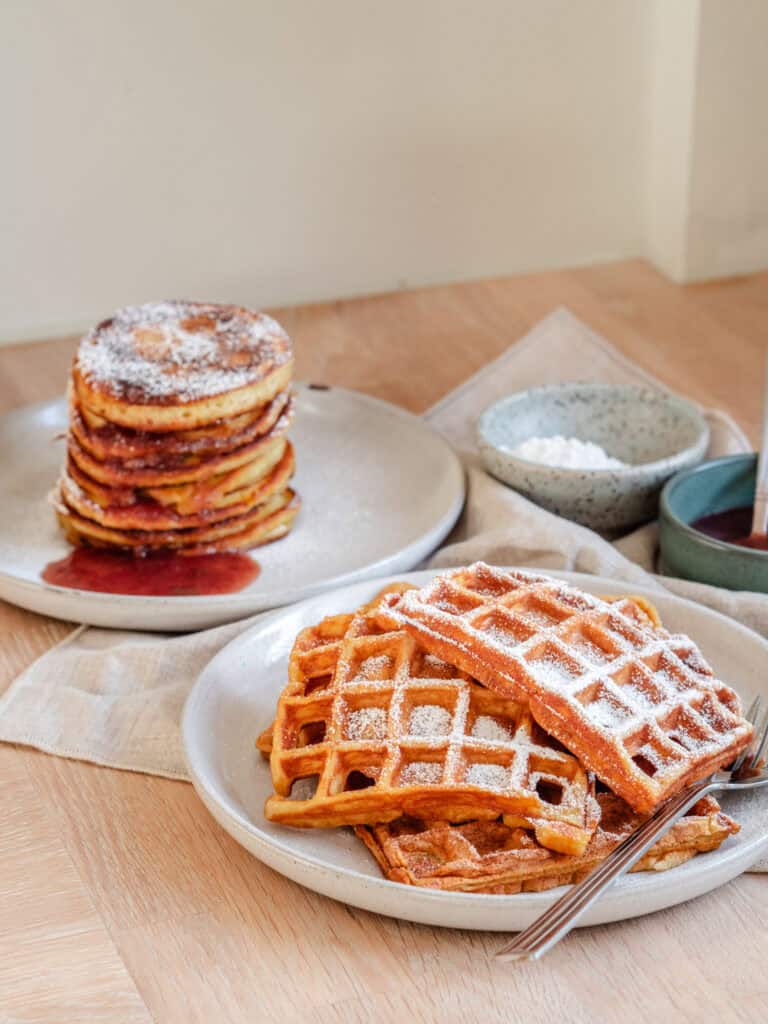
[379,564,753,812]
[266,587,594,852]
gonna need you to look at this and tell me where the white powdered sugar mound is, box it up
[510,435,628,470]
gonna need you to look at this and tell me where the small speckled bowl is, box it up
[660,453,768,592]
[477,383,709,532]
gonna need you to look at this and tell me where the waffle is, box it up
[355,792,739,893]
[55,301,300,554]
[378,563,753,813]
[265,585,599,856]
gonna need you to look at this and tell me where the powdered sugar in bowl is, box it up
[477,383,709,532]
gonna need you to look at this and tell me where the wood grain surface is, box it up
[0,259,765,1024]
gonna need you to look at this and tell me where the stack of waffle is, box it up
[259,565,752,892]
[53,301,300,554]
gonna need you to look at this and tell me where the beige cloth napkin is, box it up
[1,308,765,865]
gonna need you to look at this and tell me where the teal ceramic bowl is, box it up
[659,453,768,592]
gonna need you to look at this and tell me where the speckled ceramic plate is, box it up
[182,569,768,932]
[0,389,464,630]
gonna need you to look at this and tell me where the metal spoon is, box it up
[749,353,768,544]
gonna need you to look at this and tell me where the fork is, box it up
[496,697,768,962]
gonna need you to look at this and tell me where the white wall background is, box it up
[0,1,766,342]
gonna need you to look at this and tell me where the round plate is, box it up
[0,388,464,630]
[182,569,768,931]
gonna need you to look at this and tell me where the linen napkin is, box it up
[1,308,765,867]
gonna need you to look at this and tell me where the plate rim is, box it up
[0,389,465,623]
[181,567,768,925]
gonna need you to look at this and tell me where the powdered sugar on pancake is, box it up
[76,301,292,404]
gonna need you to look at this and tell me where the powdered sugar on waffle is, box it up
[465,763,509,790]
[270,585,592,829]
[408,704,452,737]
[76,301,291,403]
[471,715,514,744]
[400,762,443,785]
[347,707,387,741]
[381,563,752,793]
[349,654,393,682]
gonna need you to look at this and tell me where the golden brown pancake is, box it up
[71,301,294,431]
[70,387,293,465]
[59,444,296,531]
[67,428,289,489]
[56,300,300,555]
[54,487,300,554]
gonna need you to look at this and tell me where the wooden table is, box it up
[1,259,765,1024]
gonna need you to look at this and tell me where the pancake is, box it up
[60,444,296,531]
[67,428,289,489]
[55,300,300,556]
[70,387,293,465]
[54,487,300,553]
[72,301,294,431]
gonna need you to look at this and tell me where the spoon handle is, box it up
[752,353,768,537]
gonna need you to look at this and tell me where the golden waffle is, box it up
[355,792,739,893]
[71,301,294,431]
[378,563,753,813]
[265,585,599,856]
[54,486,299,554]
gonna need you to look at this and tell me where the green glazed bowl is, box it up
[659,453,768,592]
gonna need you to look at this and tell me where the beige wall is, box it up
[2,1,767,343]
[643,0,768,282]
[685,0,768,279]
[0,1,647,341]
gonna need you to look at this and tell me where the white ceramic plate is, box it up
[182,568,768,932]
[0,388,464,630]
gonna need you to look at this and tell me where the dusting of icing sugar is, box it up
[400,762,442,785]
[526,654,579,688]
[408,704,452,737]
[346,707,387,741]
[471,715,515,744]
[588,696,632,729]
[75,301,292,404]
[349,654,393,682]
[465,763,508,790]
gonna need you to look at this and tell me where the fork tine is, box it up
[748,704,768,770]
[731,696,762,774]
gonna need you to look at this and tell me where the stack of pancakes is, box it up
[53,300,300,554]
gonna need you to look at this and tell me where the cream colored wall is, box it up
[685,0,768,279]
[642,0,768,282]
[3,1,767,343]
[0,1,647,341]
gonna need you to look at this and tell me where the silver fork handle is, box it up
[496,778,714,961]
